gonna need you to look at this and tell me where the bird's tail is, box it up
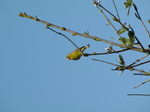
[80,44,90,52]
[85,44,90,48]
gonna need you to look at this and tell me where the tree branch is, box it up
[134,79,150,89]
[127,54,149,67]
[133,3,150,37]
[92,58,149,74]
[112,0,120,21]
[127,94,150,96]
[18,12,148,53]
[45,26,84,56]
[85,48,129,56]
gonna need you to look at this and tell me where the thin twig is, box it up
[127,54,149,67]
[133,73,150,76]
[46,26,84,56]
[98,8,121,38]
[134,36,145,51]
[127,94,150,96]
[134,79,150,89]
[85,48,129,56]
[92,58,149,74]
[140,19,150,37]
[131,60,150,68]
[99,4,116,19]
[112,0,120,21]
[92,58,120,67]
[133,3,150,37]
[131,68,149,74]
[97,4,129,31]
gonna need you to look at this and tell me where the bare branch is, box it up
[18,12,148,53]
[46,26,84,56]
[127,54,149,67]
[95,2,129,32]
[85,48,129,56]
[133,73,150,76]
[97,7,121,38]
[92,58,150,74]
[131,60,150,68]
[127,94,150,96]
[133,3,150,37]
[112,0,120,21]
[134,79,150,89]
[92,58,120,67]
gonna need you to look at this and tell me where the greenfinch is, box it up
[66,44,90,60]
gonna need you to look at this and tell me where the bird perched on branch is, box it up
[66,44,90,60]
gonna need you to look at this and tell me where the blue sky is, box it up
[1,0,150,112]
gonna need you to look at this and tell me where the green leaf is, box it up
[118,54,125,67]
[126,31,135,48]
[119,37,128,45]
[125,2,131,9]
[124,0,132,9]
[117,28,127,34]
[127,0,132,4]
[128,31,135,43]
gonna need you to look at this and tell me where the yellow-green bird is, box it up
[66,44,90,60]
